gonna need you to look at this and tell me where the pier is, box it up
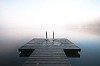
[19,32,81,66]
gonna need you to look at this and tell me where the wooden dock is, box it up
[19,38,81,66]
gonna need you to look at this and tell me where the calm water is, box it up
[0,29,100,66]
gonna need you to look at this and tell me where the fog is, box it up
[0,0,100,32]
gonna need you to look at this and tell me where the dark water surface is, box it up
[0,29,100,66]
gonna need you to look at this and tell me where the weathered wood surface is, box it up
[19,38,81,66]
[23,49,71,66]
[19,38,80,50]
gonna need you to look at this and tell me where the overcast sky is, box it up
[0,0,100,31]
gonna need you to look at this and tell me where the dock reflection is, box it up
[19,49,34,57]
[64,49,80,58]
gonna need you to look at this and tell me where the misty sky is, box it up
[0,0,100,31]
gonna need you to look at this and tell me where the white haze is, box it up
[0,0,100,38]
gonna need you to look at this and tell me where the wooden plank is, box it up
[23,49,71,66]
[23,63,71,66]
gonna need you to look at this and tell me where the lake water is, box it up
[0,29,100,66]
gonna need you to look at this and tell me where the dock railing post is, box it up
[53,31,54,41]
[46,31,47,41]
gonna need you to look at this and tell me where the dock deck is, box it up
[19,38,81,66]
